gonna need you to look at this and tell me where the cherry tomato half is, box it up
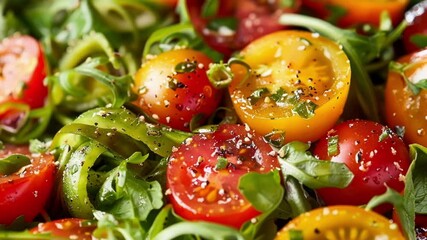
[403,0,427,53]
[302,0,408,27]
[166,124,280,229]
[0,35,48,131]
[229,30,351,142]
[313,119,410,211]
[0,144,56,225]
[276,206,405,239]
[385,48,427,146]
[133,49,222,131]
[30,218,96,240]
[186,0,300,56]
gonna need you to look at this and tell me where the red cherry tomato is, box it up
[0,35,48,131]
[166,124,280,228]
[403,0,427,53]
[313,119,410,212]
[133,49,222,131]
[186,0,301,56]
[0,144,56,225]
[30,218,96,240]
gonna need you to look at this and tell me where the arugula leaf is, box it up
[96,160,163,220]
[239,171,285,239]
[29,139,50,154]
[365,143,427,240]
[411,34,427,49]
[239,171,284,213]
[154,221,245,240]
[325,4,347,25]
[278,141,354,189]
[410,144,427,214]
[93,211,147,239]
[0,154,31,175]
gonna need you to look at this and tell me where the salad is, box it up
[0,0,426,239]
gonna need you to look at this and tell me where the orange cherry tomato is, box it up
[384,48,427,146]
[228,30,351,142]
[302,0,409,27]
[276,206,405,240]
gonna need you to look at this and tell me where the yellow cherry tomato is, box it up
[228,30,351,142]
[276,206,405,240]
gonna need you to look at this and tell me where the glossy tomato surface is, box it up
[403,0,427,53]
[385,49,427,146]
[302,0,408,27]
[313,119,410,210]
[0,145,56,225]
[229,30,351,142]
[0,35,48,109]
[0,35,48,132]
[186,0,300,56]
[31,218,96,240]
[166,124,280,228]
[276,206,405,239]
[133,49,222,131]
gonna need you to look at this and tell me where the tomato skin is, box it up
[186,0,301,56]
[229,30,351,142]
[30,218,96,240]
[133,49,222,131]
[403,1,427,53]
[0,35,48,132]
[313,120,410,211]
[276,205,404,239]
[0,145,56,225]
[0,35,48,109]
[385,49,427,146]
[166,124,280,228]
[302,0,408,27]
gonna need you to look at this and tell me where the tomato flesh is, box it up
[313,120,410,211]
[276,206,405,239]
[133,49,222,131]
[166,124,279,228]
[229,30,351,142]
[31,218,96,240]
[0,145,56,225]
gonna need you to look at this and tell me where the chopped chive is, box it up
[248,88,269,105]
[215,157,228,170]
[292,100,317,119]
[327,135,339,156]
[379,127,394,142]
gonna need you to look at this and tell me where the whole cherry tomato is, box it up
[313,119,410,212]
[133,49,222,131]
[385,48,427,146]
